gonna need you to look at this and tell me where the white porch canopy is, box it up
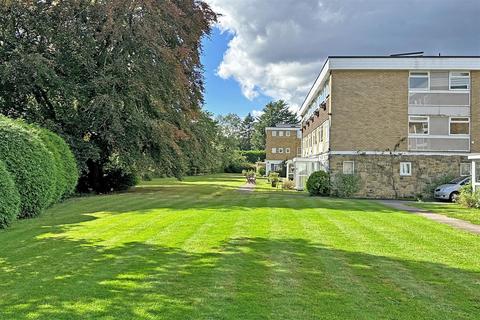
[468,154,480,192]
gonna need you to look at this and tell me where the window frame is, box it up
[449,71,470,90]
[409,71,430,91]
[279,131,284,137]
[342,161,355,175]
[286,131,291,137]
[285,147,291,154]
[271,148,276,154]
[272,130,277,137]
[278,147,284,154]
[400,162,412,176]
[449,117,470,136]
[408,116,430,136]
[460,162,471,177]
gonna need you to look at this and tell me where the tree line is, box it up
[0,1,297,192]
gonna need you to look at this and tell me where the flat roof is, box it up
[298,56,480,117]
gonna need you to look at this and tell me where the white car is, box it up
[434,176,470,202]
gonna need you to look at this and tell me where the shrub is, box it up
[35,127,79,202]
[0,116,57,218]
[0,161,20,228]
[241,150,266,163]
[306,171,330,196]
[332,173,361,198]
[101,169,139,193]
[258,166,266,176]
[457,183,480,208]
[282,179,295,190]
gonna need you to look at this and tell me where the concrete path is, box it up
[379,200,480,235]
[238,183,255,192]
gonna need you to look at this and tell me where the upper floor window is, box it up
[279,131,284,137]
[278,148,284,153]
[286,131,290,137]
[271,148,276,153]
[450,72,470,90]
[272,131,277,137]
[409,116,429,135]
[286,148,291,154]
[450,117,469,135]
[409,72,429,90]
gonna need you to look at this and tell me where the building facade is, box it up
[265,124,302,176]
[291,56,480,198]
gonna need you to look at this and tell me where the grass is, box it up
[1,173,479,319]
[410,201,480,225]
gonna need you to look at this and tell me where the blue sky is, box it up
[201,28,271,117]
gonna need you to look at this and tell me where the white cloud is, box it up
[206,0,480,112]
[251,109,264,118]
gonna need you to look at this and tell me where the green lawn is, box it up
[410,201,480,226]
[1,174,479,319]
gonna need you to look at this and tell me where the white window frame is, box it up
[285,148,290,154]
[286,131,291,137]
[460,163,471,176]
[449,71,470,90]
[400,162,412,176]
[342,161,354,175]
[272,130,277,137]
[278,148,284,153]
[279,131,284,137]
[449,117,470,136]
[409,71,430,91]
[271,148,276,154]
[408,116,429,135]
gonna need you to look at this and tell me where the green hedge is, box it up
[0,160,20,228]
[0,116,56,218]
[241,150,266,163]
[36,127,79,202]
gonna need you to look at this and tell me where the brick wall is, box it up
[330,70,409,151]
[471,71,480,152]
[329,154,468,198]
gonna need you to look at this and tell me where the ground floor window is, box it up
[400,162,412,176]
[460,162,471,176]
[342,161,354,174]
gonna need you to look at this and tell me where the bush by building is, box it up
[306,171,330,196]
[332,173,361,198]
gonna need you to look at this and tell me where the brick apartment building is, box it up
[289,55,480,198]
[264,124,301,176]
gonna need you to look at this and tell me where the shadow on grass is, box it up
[0,236,478,319]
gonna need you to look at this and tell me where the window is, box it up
[320,125,324,142]
[286,131,291,137]
[460,163,471,176]
[272,148,276,154]
[400,162,412,176]
[450,72,470,90]
[272,131,277,137]
[285,148,290,154]
[409,116,429,135]
[450,117,469,135]
[409,72,429,90]
[278,148,284,153]
[342,161,354,174]
[279,131,284,137]
[297,147,302,156]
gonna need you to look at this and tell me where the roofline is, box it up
[298,55,480,117]
[328,55,480,58]
[265,126,301,131]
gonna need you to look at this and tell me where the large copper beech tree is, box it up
[0,0,217,192]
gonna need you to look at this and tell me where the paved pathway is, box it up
[379,200,480,235]
[238,182,255,193]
